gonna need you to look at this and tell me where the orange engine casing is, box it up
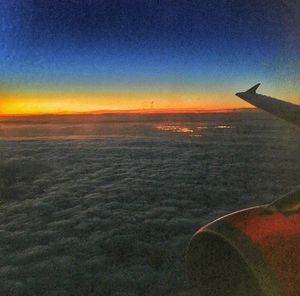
[186,191,300,296]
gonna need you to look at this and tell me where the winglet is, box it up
[246,83,261,94]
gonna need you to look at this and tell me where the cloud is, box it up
[0,116,299,295]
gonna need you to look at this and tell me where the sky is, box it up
[0,0,299,114]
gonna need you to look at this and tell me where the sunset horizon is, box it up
[1,84,297,116]
[0,83,257,115]
[0,106,255,117]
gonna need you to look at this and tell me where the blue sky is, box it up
[0,0,299,113]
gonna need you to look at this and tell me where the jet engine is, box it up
[186,191,300,296]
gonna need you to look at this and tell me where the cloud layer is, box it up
[0,113,299,295]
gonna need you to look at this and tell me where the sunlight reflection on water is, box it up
[155,123,233,136]
[156,125,194,133]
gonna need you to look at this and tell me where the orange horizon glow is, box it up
[1,83,299,116]
[0,85,255,116]
[0,107,255,117]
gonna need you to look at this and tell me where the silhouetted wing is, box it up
[185,84,300,296]
[236,83,300,126]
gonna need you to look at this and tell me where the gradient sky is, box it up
[0,0,299,114]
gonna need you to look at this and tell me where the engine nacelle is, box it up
[186,191,300,296]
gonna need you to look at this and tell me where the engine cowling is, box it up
[186,191,300,296]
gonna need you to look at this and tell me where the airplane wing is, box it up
[186,84,300,296]
[236,83,300,126]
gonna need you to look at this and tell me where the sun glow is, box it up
[0,85,250,116]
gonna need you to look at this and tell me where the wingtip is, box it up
[246,83,261,94]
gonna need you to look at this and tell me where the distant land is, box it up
[0,107,255,117]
